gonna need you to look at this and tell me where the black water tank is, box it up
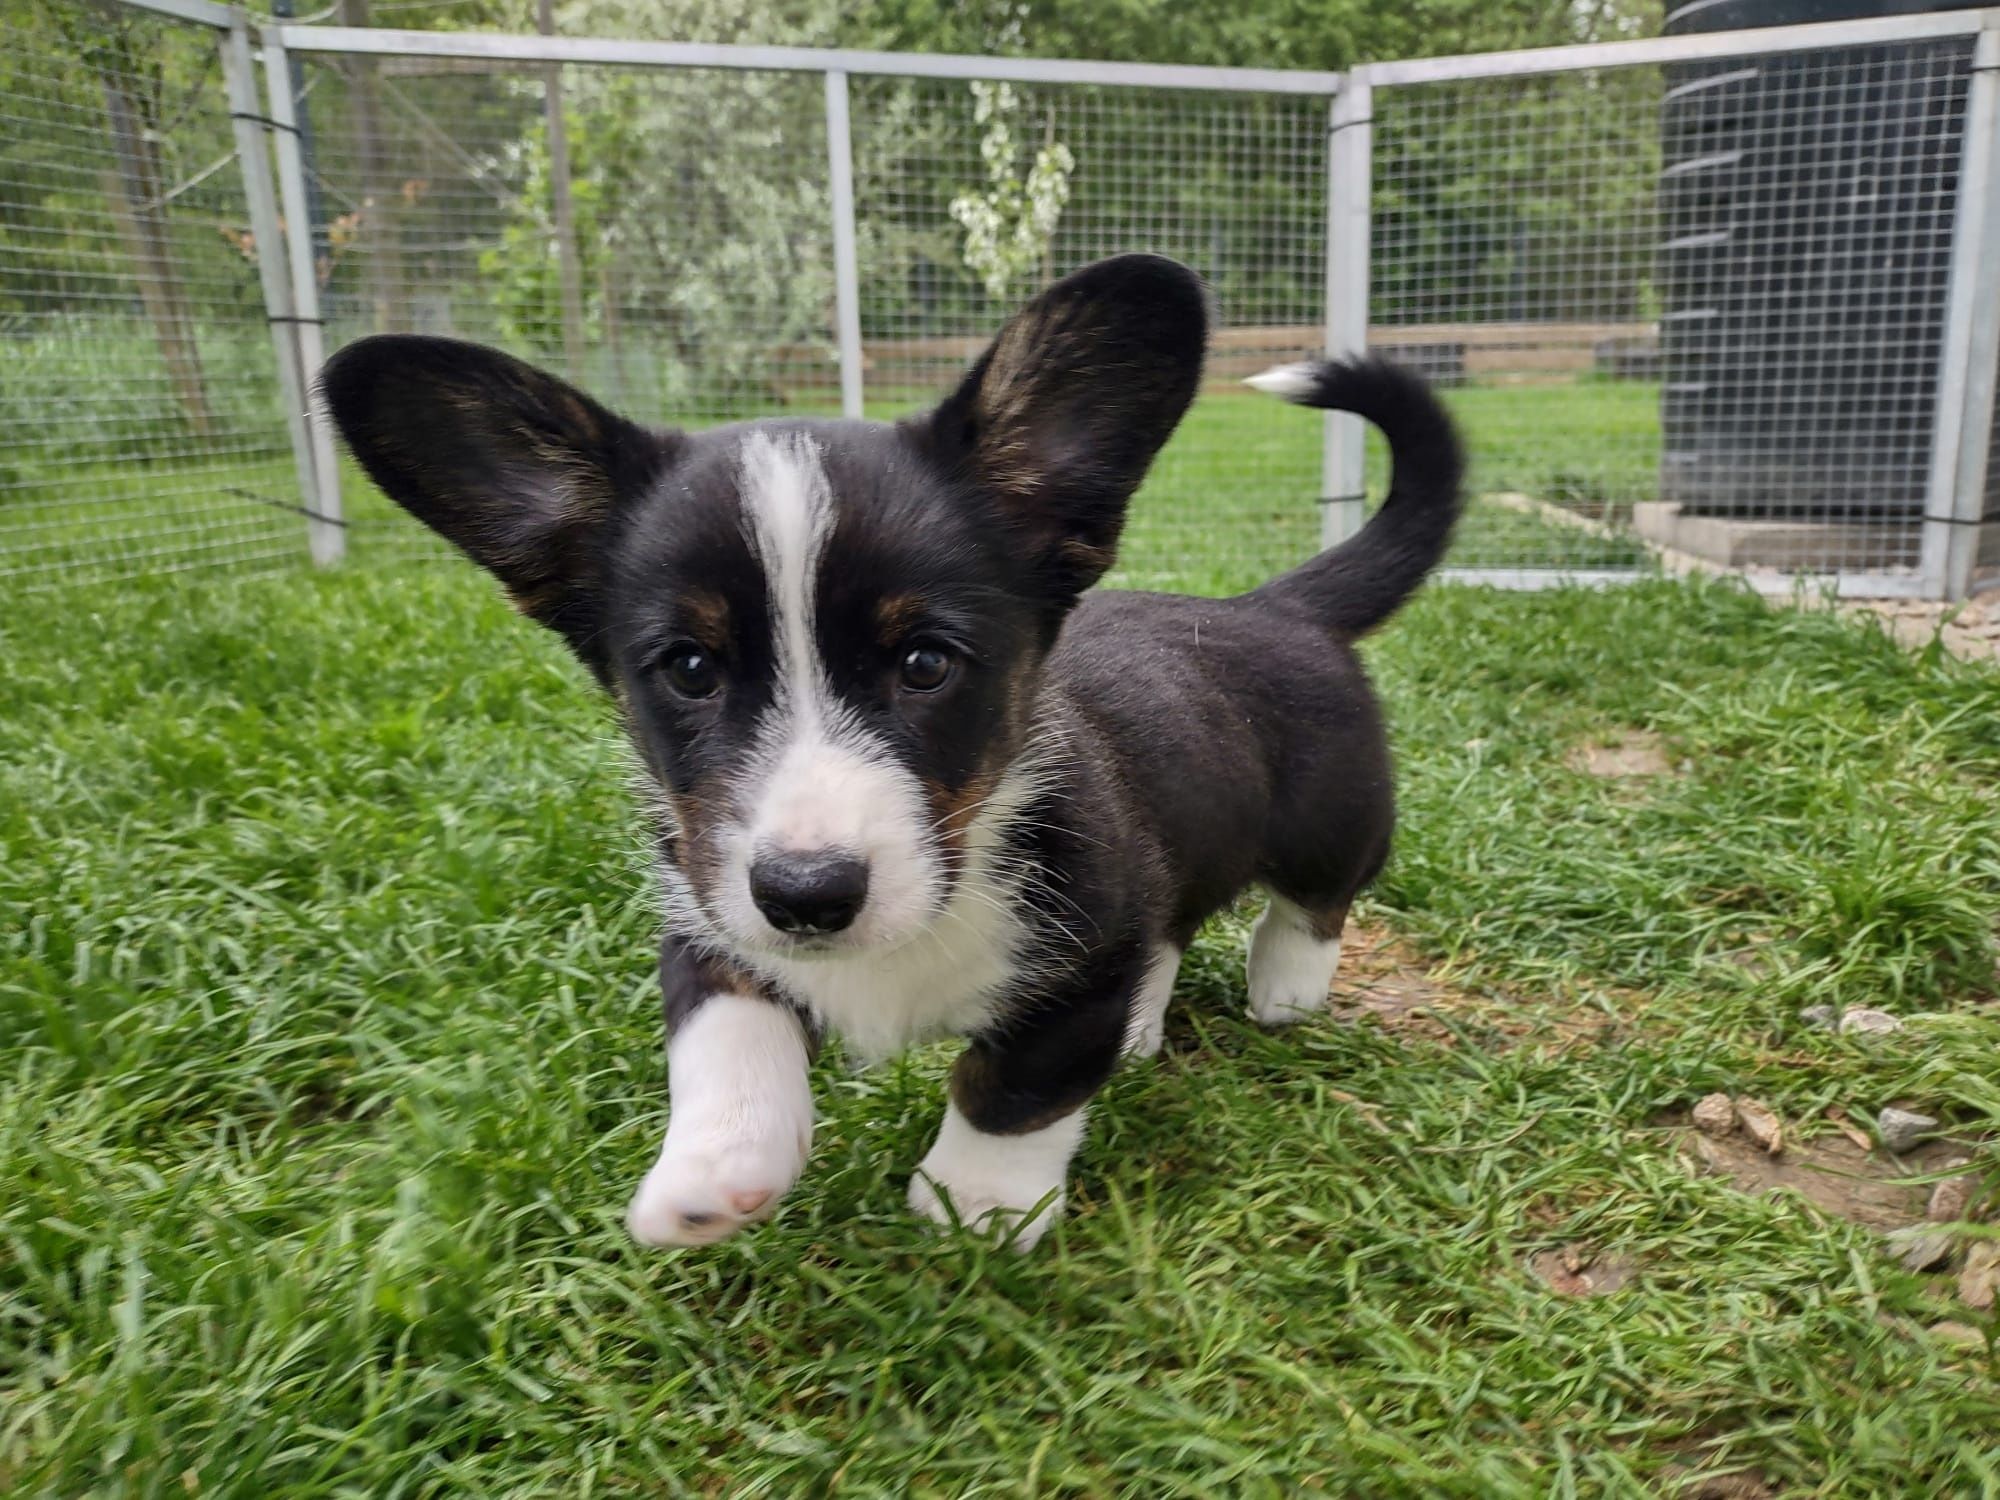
[1658,0,1970,523]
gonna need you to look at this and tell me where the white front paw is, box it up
[625,993,813,1249]
[1122,942,1182,1059]
[907,1163,1067,1249]
[907,1103,1085,1251]
[626,1122,809,1248]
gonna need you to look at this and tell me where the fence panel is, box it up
[1371,32,1980,588]
[12,5,1998,598]
[852,76,1333,594]
[0,2,306,591]
[291,50,839,561]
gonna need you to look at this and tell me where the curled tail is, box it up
[1245,356,1465,636]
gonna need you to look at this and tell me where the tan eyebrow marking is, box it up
[873,592,927,648]
[678,589,730,642]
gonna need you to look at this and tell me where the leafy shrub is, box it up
[0,316,287,475]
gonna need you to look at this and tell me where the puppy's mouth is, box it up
[759,929,851,959]
[735,903,943,962]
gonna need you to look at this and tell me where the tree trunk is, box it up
[540,0,587,373]
[601,250,626,404]
[339,0,408,331]
[101,70,214,441]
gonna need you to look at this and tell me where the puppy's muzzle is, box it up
[749,850,870,936]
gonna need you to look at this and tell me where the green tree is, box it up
[448,0,936,403]
[856,0,1656,71]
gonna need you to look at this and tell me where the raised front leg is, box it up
[908,949,1140,1250]
[626,937,815,1248]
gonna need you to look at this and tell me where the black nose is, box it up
[749,852,870,936]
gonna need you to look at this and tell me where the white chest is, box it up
[751,874,1026,1061]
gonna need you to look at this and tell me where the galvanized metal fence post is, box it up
[1920,18,2000,601]
[220,15,326,557]
[259,24,345,565]
[824,69,865,420]
[1321,73,1372,550]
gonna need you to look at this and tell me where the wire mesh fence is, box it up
[1371,32,1980,585]
[297,51,843,561]
[4,2,1998,597]
[851,78,1331,592]
[1,3,306,590]
[1988,418,2000,576]
[1371,64,1669,578]
[283,60,1342,588]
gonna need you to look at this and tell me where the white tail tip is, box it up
[1243,362,1320,400]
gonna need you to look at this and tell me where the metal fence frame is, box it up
[1356,7,2000,601]
[108,0,2000,599]
[106,0,346,566]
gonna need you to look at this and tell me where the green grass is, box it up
[5,378,1664,592]
[4,556,1997,1495]
[923,378,1660,591]
[329,377,1662,592]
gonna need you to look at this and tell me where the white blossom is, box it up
[949,81,1075,301]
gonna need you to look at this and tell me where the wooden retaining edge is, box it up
[1483,490,1712,580]
[773,320,1657,389]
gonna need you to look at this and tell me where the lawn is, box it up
[4,378,1663,592]
[1110,377,1659,591]
[3,548,1997,1493]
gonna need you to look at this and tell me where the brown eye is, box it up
[899,640,955,693]
[659,642,721,699]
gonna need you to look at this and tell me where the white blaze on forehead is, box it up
[739,429,834,716]
[725,429,942,945]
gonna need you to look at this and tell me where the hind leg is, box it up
[1246,895,1349,1026]
[1121,941,1183,1059]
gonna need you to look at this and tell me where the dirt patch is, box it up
[1678,1124,1972,1231]
[1660,1469,1774,1500]
[1528,1244,1636,1296]
[1840,588,2000,667]
[1328,923,1468,1039]
[1568,729,1677,780]
[1325,923,1623,1052]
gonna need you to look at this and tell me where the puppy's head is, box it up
[323,253,1206,958]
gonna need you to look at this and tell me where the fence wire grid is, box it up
[1373,36,1977,582]
[2,5,306,590]
[5,1,1999,599]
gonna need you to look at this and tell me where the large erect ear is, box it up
[320,335,675,673]
[917,254,1208,598]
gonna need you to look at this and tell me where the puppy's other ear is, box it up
[320,335,676,673]
[917,253,1207,599]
